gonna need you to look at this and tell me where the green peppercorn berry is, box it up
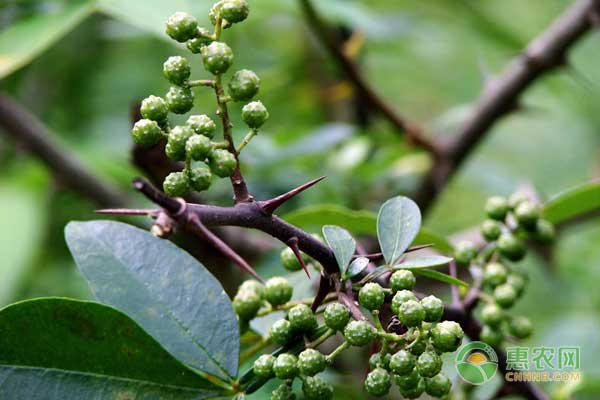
[394,369,421,390]
[264,276,293,306]
[186,114,216,138]
[455,240,478,266]
[389,350,416,375]
[298,349,326,376]
[390,270,416,291]
[497,232,526,261]
[280,247,302,271]
[273,353,298,380]
[209,149,237,178]
[209,1,232,29]
[270,319,293,345]
[484,262,508,287]
[390,290,417,315]
[165,12,198,43]
[493,283,517,308]
[508,192,529,210]
[253,354,275,379]
[271,383,295,400]
[239,280,265,298]
[220,0,249,23]
[480,324,503,347]
[398,299,425,328]
[409,337,427,356]
[166,125,194,161]
[186,28,213,53]
[515,200,540,229]
[481,219,502,241]
[242,100,269,128]
[534,219,555,243]
[358,282,385,311]
[485,196,509,221]
[508,316,533,339]
[201,41,233,75]
[302,375,333,400]
[131,119,162,146]
[398,377,425,399]
[343,320,375,346]
[369,353,392,370]
[228,69,260,101]
[232,289,261,320]
[140,95,168,122]
[364,367,391,397]
[323,302,350,331]
[420,295,444,322]
[163,171,189,197]
[166,86,194,114]
[188,165,212,192]
[481,303,504,328]
[162,56,191,85]
[416,351,442,378]
[506,273,527,297]
[186,135,212,161]
[425,373,451,397]
[288,304,317,333]
[431,320,464,353]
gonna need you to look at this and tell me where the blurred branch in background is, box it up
[0,93,127,207]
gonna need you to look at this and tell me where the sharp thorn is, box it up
[259,176,326,215]
[288,237,310,279]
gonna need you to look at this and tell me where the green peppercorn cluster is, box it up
[131,1,269,197]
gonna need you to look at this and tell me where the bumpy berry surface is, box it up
[358,282,385,311]
[484,262,508,287]
[273,353,298,380]
[493,283,517,308]
[416,351,442,378]
[506,273,526,296]
[425,373,451,397]
[187,114,216,138]
[232,289,261,320]
[270,319,293,345]
[391,290,417,315]
[398,299,425,327]
[131,119,161,146]
[508,316,533,339]
[398,377,425,399]
[165,12,198,42]
[389,349,416,375]
[534,219,555,243]
[187,34,212,53]
[481,219,502,241]
[409,337,427,355]
[264,277,293,306]
[515,200,540,228]
[201,41,234,75]
[163,56,191,85]
[302,376,333,400]
[390,270,416,291]
[323,302,350,331]
[343,320,375,346]
[298,349,326,376]
[253,354,275,379]
[271,383,294,400]
[166,86,194,114]
[166,125,194,161]
[239,280,264,298]
[186,135,212,161]
[242,100,269,128]
[163,171,189,197]
[220,0,249,23]
[485,196,509,220]
[431,320,464,353]
[228,69,260,101]
[454,240,477,266]
[394,369,421,390]
[497,232,526,261]
[287,304,317,333]
[209,149,237,178]
[480,324,503,347]
[508,192,529,209]
[481,303,504,327]
[188,165,212,191]
[140,95,168,122]
[364,367,391,397]
[420,295,444,322]
[280,247,302,271]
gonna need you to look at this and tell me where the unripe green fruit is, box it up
[416,351,442,378]
[232,289,261,320]
[201,41,233,75]
[390,270,416,291]
[280,247,302,271]
[481,219,502,241]
[131,119,162,146]
[186,135,212,161]
[398,299,425,327]
[302,376,333,400]
[270,319,293,345]
[508,316,533,339]
[455,240,478,266]
[394,369,421,390]
[425,373,451,397]
[508,192,529,209]
[497,232,526,261]
[188,165,212,192]
[480,324,503,347]
[242,100,269,128]
[358,282,385,310]
[287,304,317,333]
[163,56,191,85]
[493,283,517,308]
[431,320,464,353]
[228,69,260,101]
[484,262,508,287]
[369,353,391,369]
[515,201,540,228]
[323,302,350,331]
[253,354,275,379]
[481,303,504,327]
[140,95,168,122]
[186,114,216,138]
[485,196,509,221]
[343,320,375,346]
[166,86,194,114]
[391,290,417,315]
[165,12,198,43]
[163,171,189,197]
[271,383,295,400]
[209,1,232,29]
[534,219,555,243]
[239,280,264,298]
[166,125,194,161]
[409,337,427,356]
[209,149,237,178]
[389,350,416,375]
[364,367,391,397]
[420,295,444,322]
[264,277,293,306]
[220,0,249,23]
[273,353,298,380]
[506,273,526,297]
[398,377,425,399]
[298,348,326,376]
[186,28,213,53]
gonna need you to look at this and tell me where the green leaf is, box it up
[0,298,223,399]
[322,225,356,273]
[412,269,469,288]
[346,257,369,279]
[65,220,239,381]
[543,182,600,225]
[393,256,453,270]
[377,196,422,265]
[0,2,95,79]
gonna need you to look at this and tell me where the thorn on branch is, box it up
[132,177,183,215]
[287,237,311,278]
[259,176,326,215]
[311,275,332,312]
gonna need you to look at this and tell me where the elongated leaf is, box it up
[346,257,369,279]
[412,269,469,288]
[322,225,356,273]
[543,182,600,225]
[377,196,422,265]
[393,256,453,270]
[0,298,222,399]
[65,220,239,380]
